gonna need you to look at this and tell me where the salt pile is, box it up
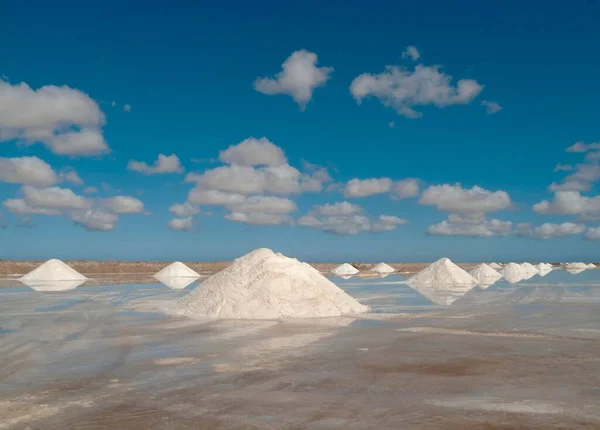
[19,259,87,282]
[177,248,368,319]
[469,263,502,284]
[370,263,395,273]
[536,263,553,276]
[564,262,588,270]
[488,262,503,270]
[332,263,359,276]
[408,258,477,285]
[520,262,539,274]
[154,261,200,278]
[586,263,596,268]
[502,263,527,284]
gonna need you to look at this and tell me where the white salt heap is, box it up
[488,262,503,270]
[177,248,368,319]
[370,263,395,273]
[154,261,199,278]
[332,263,359,276]
[19,259,87,282]
[408,258,477,285]
[469,263,502,284]
[564,262,588,270]
[520,262,539,274]
[586,263,596,268]
[536,263,553,276]
[503,262,533,283]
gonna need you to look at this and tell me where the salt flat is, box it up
[1,270,600,429]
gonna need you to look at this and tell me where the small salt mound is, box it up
[408,258,477,285]
[586,263,596,268]
[19,259,87,282]
[520,262,539,274]
[370,263,395,273]
[503,263,527,284]
[155,261,199,278]
[177,248,369,320]
[332,263,359,276]
[488,262,503,270]
[469,263,502,284]
[564,262,588,270]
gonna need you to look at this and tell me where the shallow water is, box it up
[1,269,600,429]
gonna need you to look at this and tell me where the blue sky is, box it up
[1,0,600,262]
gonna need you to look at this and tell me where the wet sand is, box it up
[2,274,600,429]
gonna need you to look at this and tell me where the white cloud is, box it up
[419,184,511,214]
[391,178,420,199]
[566,162,600,183]
[528,222,586,239]
[548,181,591,192]
[585,227,600,240]
[402,46,420,61]
[3,198,60,215]
[225,212,291,225]
[344,178,392,198]
[428,217,512,237]
[0,79,109,156]
[566,141,600,153]
[350,64,483,118]
[554,163,573,172]
[297,215,323,227]
[167,217,193,231]
[533,191,600,216]
[22,185,92,210]
[60,169,83,185]
[0,156,58,187]
[371,215,409,232]
[128,154,183,174]
[298,210,408,236]
[227,195,297,214]
[315,201,362,216]
[70,209,118,232]
[585,151,600,162]
[481,100,503,114]
[301,160,332,183]
[83,186,98,194]
[169,202,200,217]
[187,188,246,206]
[219,137,287,166]
[254,50,333,110]
[101,196,144,214]
[124,104,131,112]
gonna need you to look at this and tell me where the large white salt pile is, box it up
[370,263,395,273]
[332,263,359,276]
[503,263,527,284]
[469,263,502,284]
[564,262,588,270]
[19,259,87,282]
[489,262,503,270]
[177,248,368,319]
[408,258,477,285]
[154,261,200,278]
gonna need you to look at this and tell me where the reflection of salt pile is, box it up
[370,263,395,273]
[408,258,477,285]
[469,263,502,285]
[20,279,86,292]
[409,282,475,305]
[177,248,369,319]
[332,263,359,276]
[489,262,503,270]
[20,259,87,282]
[154,262,200,290]
[536,263,553,276]
[566,268,586,274]
[565,262,588,270]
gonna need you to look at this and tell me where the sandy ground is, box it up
[2,274,600,428]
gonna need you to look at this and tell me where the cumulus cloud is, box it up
[548,181,591,192]
[481,100,503,114]
[533,191,600,217]
[128,154,183,174]
[0,79,109,156]
[226,195,297,214]
[70,209,118,232]
[3,198,61,215]
[101,196,144,214]
[254,50,333,110]
[350,64,483,118]
[60,169,83,185]
[167,217,193,231]
[526,222,586,239]
[169,202,200,217]
[21,185,92,210]
[298,208,408,236]
[402,46,420,61]
[419,184,511,215]
[391,178,420,199]
[566,141,600,153]
[83,186,98,194]
[0,156,58,187]
[585,227,600,240]
[187,188,246,205]
[344,178,392,198]
[428,217,512,237]
[315,201,362,216]
[371,215,409,232]
[225,212,291,225]
[554,163,573,172]
[219,137,287,166]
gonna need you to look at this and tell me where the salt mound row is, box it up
[488,262,503,270]
[564,262,588,270]
[177,248,369,319]
[370,263,395,273]
[469,263,502,284]
[408,258,477,285]
[154,261,200,278]
[20,259,87,282]
[332,263,359,276]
